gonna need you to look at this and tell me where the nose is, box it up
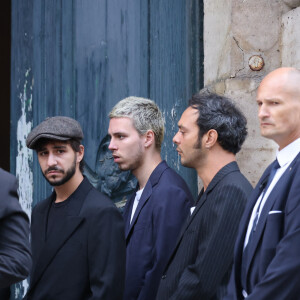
[108,137,116,151]
[173,132,180,145]
[47,153,57,167]
[258,103,269,120]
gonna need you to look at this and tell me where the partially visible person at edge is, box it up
[225,67,300,299]
[23,116,125,300]
[0,169,31,300]
[108,97,193,300]
[156,92,253,300]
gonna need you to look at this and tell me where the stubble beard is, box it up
[117,144,144,172]
[42,156,77,187]
[181,140,206,169]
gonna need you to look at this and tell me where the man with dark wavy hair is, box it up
[157,92,253,300]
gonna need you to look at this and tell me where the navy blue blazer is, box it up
[0,168,31,289]
[156,161,252,300]
[123,160,193,300]
[225,152,300,299]
[24,177,125,300]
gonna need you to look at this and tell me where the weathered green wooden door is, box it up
[10,0,202,298]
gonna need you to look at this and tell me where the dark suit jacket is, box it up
[123,160,193,300]
[0,168,31,295]
[225,153,300,299]
[157,162,253,300]
[24,177,126,300]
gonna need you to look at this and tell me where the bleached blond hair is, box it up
[109,96,165,150]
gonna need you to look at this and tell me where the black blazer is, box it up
[157,162,253,300]
[123,160,193,300]
[225,152,300,299]
[0,168,31,290]
[24,177,126,300]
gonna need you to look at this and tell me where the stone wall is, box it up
[204,0,300,185]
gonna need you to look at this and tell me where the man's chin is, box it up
[118,164,130,171]
[180,160,193,169]
[260,131,273,140]
[44,174,66,187]
[47,178,64,187]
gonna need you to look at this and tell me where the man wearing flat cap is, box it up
[24,116,126,300]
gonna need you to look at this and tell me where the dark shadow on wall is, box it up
[0,1,11,172]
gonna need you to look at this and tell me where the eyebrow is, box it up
[178,125,188,131]
[257,97,282,102]
[109,131,127,136]
[38,145,67,152]
[53,145,67,149]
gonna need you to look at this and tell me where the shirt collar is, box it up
[277,137,300,168]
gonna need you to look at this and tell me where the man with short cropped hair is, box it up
[24,116,125,300]
[157,92,253,300]
[225,68,300,299]
[108,97,193,300]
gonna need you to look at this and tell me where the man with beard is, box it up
[156,92,253,300]
[108,97,193,300]
[24,116,126,300]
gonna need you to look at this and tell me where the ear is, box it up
[77,145,85,162]
[144,130,155,148]
[203,129,218,149]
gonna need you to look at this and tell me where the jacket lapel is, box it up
[30,216,84,289]
[245,157,298,275]
[171,162,240,257]
[124,192,135,238]
[127,184,152,236]
[29,178,92,291]
[234,166,272,262]
[125,160,168,240]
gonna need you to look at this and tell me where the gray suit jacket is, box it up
[156,162,253,300]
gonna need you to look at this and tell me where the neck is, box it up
[54,171,84,203]
[196,150,236,191]
[133,150,162,190]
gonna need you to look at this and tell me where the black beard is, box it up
[43,158,77,187]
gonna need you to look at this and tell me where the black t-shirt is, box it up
[46,197,71,239]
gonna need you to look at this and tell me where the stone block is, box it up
[282,7,300,68]
[224,77,277,185]
[204,0,232,84]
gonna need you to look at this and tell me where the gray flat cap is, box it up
[26,116,84,149]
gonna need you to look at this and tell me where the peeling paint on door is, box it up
[15,69,33,297]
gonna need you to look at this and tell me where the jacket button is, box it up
[161,275,166,279]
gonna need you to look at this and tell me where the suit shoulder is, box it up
[158,166,190,188]
[0,168,17,189]
[83,186,120,212]
[151,167,193,206]
[0,169,22,215]
[214,171,253,210]
[222,169,252,192]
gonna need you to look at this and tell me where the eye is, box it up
[56,149,65,154]
[256,101,262,107]
[118,134,125,140]
[38,151,48,157]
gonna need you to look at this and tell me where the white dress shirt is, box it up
[244,138,300,248]
[130,188,144,223]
